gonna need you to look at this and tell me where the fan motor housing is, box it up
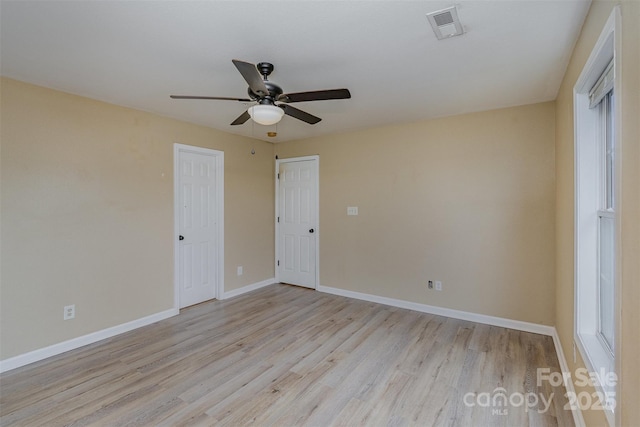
[248,81,283,102]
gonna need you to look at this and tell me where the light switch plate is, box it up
[347,207,359,216]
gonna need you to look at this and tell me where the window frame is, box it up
[573,7,621,426]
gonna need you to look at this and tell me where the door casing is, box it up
[174,143,224,309]
[275,155,320,289]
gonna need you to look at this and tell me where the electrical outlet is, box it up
[428,280,433,289]
[347,207,358,216]
[237,266,243,276]
[435,281,442,291]
[64,304,75,320]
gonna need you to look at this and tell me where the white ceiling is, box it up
[1,0,590,142]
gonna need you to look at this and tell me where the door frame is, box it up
[275,155,320,289]
[174,143,224,309]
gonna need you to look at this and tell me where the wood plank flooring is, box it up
[0,284,575,426]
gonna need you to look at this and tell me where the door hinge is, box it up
[277,216,280,223]
[277,260,280,266]
[277,173,280,180]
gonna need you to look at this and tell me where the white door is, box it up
[175,145,223,308]
[277,158,318,289]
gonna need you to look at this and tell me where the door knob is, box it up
[179,235,184,240]
[309,228,315,233]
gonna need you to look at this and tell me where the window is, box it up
[573,7,620,426]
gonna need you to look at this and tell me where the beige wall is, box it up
[555,1,639,425]
[276,102,556,325]
[3,4,637,420]
[1,79,557,362]
[0,77,275,360]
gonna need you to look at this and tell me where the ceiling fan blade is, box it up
[230,110,251,126]
[278,89,351,103]
[232,59,269,97]
[280,104,321,125]
[170,95,252,102]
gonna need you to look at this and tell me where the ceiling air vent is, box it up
[426,6,464,40]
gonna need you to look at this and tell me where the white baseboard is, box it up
[551,328,586,427]
[317,285,555,336]
[221,278,275,300]
[0,308,178,374]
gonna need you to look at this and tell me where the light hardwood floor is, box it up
[1,284,574,426]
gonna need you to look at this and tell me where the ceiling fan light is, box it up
[248,104,284,125]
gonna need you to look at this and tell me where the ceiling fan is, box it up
[171,60,351,126]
